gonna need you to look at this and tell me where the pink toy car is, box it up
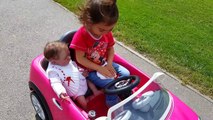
[29,31,200,120]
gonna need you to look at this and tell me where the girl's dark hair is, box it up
[78,0,118,25]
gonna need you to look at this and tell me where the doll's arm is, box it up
[48,71,66,98]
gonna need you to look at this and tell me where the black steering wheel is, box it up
[104,75,140,95]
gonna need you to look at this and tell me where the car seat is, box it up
[60,31,77,61]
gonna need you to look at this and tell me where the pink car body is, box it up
[29,54,199,120]
[29,31,200,120]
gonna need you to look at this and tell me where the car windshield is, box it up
[107,72,172,120]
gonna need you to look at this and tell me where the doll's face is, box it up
[87,22,116,38]
[51,47,71,66]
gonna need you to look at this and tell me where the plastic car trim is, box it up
[107,72,169,119]
[52,98,63,110]
[162,92,174,119]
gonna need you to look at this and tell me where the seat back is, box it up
[60,31,76,61]
[41,58,49,71]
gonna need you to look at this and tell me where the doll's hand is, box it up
[60,93,71,103]
[79,68,88,77]
[82,70,89,77]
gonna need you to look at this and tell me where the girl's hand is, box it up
[60,93,71,103]
[105,63,116,77]
[97,66,114,78]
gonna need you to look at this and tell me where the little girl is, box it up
[44,41,100,110]
[70,0,130,107]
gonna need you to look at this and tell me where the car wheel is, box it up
[30,91,48,120]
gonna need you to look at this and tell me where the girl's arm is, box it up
[75,50,114,78]
[106,46,116,76]
[107,46,115,65]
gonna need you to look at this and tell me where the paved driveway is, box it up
[0,0,79,119]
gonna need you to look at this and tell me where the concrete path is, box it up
[0,0,212,119]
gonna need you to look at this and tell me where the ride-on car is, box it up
[29,31,200,120]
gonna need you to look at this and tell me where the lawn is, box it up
[54,0,213,99]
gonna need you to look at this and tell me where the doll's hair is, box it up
[43,41,68,60]
[78,0,118,25]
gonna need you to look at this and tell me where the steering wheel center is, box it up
[104,75,140,95]
[114,79,131,89]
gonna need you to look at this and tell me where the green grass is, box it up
[54,0,213,99]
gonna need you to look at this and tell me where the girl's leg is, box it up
[87,71,114,88]
[87,72,120,107]
[112,62,130,77]
[76,96,87,111]
[87,80,103,96]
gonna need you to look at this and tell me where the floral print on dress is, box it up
[87,41,108,65]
